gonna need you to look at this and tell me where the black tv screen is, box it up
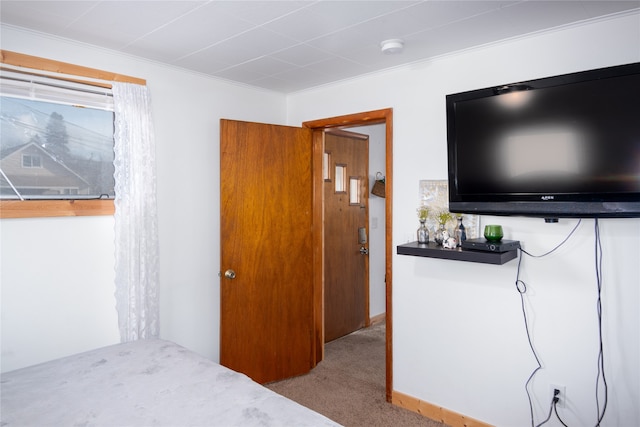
[446,62,640,218]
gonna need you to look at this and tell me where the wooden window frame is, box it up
[0,50,145,219]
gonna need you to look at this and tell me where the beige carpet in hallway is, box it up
[266,322,449,427]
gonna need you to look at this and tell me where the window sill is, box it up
[0,200,114,219]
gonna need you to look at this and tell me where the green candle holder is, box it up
[484,224,504,242]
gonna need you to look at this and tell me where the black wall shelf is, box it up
[397,241,518,265]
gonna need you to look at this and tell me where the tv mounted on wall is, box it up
[446,62,640,219]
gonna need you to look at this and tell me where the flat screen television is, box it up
[446,62,640,219]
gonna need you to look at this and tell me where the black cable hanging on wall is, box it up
[593,218,608,426]
[515,218,609,427]
[513,219,583,427]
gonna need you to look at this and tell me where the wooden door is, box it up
[323,130,369,342]
[220,119,315,384]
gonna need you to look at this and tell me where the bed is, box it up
[0,339,341,426]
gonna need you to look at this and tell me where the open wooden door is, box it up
[220,119,317,384]
[323,130,369,342]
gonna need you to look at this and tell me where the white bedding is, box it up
[0,339,341,427]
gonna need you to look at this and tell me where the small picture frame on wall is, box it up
[418,179,480,239]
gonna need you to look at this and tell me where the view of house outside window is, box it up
[0,96,115,200]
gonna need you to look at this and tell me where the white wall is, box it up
[0,25,287,372]
[363,124,386,318]
[0,216,120,371]
[287,13,640,427]
[345,124,386,319]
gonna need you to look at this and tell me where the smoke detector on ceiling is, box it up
[380,39,404,54]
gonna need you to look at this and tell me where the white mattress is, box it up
[0,339,341,427]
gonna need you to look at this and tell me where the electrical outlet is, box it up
[551,384,566,408]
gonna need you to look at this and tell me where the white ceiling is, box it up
[1,1,639,93]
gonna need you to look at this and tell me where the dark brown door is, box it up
[323,129,369,342]
[220,119,315,384]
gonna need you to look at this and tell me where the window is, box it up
[0,50,145,218]
[335,164,347,193]
[1,77,115,200]
[323,152,331,181]
[349,177,362,205]
[22,154,42,168]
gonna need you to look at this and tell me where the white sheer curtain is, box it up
[112,82,159,342]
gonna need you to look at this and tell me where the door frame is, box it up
[303,108,393,402]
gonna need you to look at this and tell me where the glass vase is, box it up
[417,220,429,244]
[434,223,448,245]
[455,216,467,247]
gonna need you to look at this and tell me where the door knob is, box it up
[359,246,369,255]
[224,269,236,279]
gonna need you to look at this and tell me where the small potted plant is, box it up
[417,206,429,222]
[434,211,453,245]
[416,206,429,244]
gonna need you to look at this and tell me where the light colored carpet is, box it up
[266,322,449,427]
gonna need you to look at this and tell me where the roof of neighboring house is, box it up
[0,142,90,189]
